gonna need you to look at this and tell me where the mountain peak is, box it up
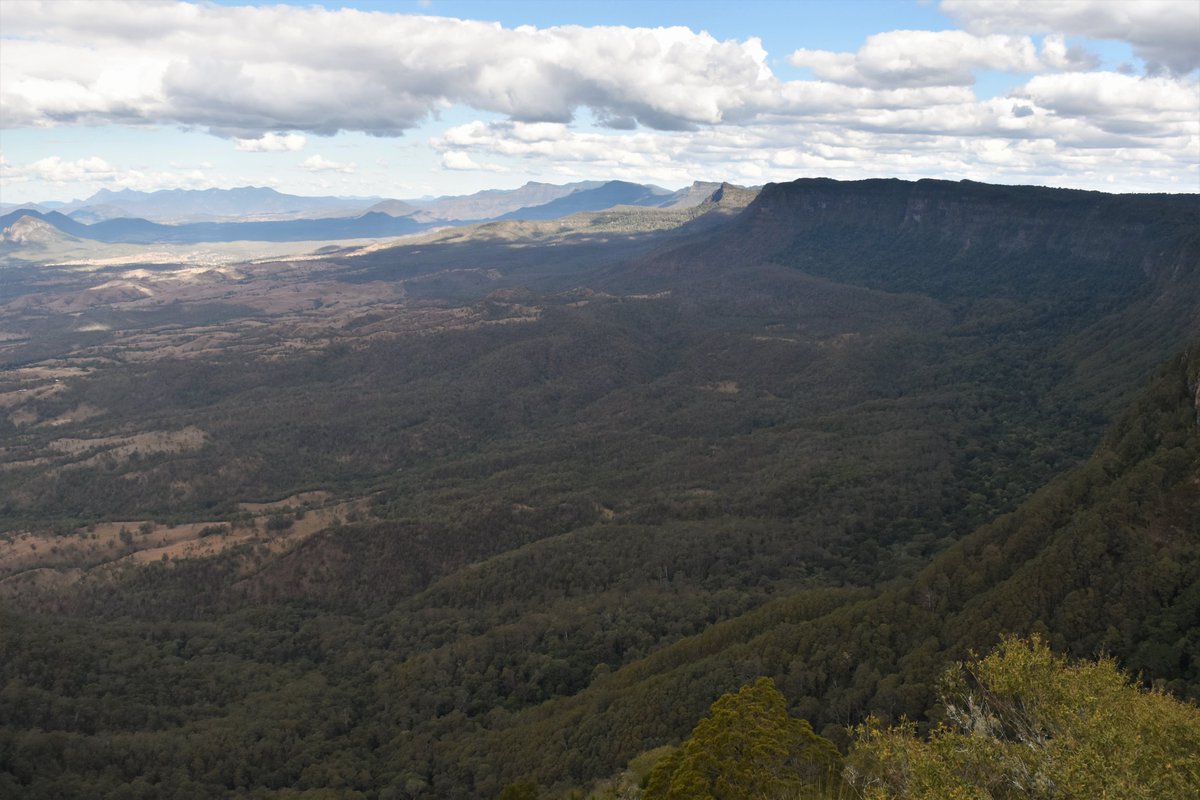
[1,213,80,245]
[85,187,144,203]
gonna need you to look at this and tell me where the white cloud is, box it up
[1,155,119,184]
[440,150,506,171]
[107,168,212,192]
[431,104,1198,194]
[1015,72,1199,135]
[234,133,307,152]
[788,28,1106,89]
[301,155,355,173]
[434,122,678,175]
[942,0,1200,74]
[0,154,220,193]
[0,1,779,136]
[790,30,1045,88]
[1039,34,1100,71]
[0,1,1195,196]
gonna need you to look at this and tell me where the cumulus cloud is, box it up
[434,121,702,185]
[788,28,1108,90]
[301,155,355,173]
[0,0,778,136]
[234,133,307,152]
[1015,72,1200,135]
[942,0,1200,74]
[789,30,1045,88]
[1039,34,1100,71]
[0,154,217,193]
[440,151,506,171]
[0,155,120,184]
[431,89,1197,193]
[1,0,1195,195]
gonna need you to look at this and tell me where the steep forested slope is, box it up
[2,343,1194,798]
[612,178,1200,412]
[464,343,1200,791]
[1,179,1197,799]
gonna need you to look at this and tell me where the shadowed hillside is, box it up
[610,178,1199,412]
[1,179,1196,799]
[463,343,1200,791]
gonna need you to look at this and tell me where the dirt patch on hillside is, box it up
[126,501,358,564]
[0,566,86,594]
[36,403,105,427]
[48,426,208,466]
[8,408,38,427]
[0,496,370,595]
[1,381,71,427]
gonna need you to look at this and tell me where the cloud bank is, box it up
[235,133,307,152]
[942,0,1200,74]
[0,0,778,135]
[301,155,355,174]
[1,0,1196,193]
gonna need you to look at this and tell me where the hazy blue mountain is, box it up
[655,180,742,209]
[1,180,710,243]
[0,208,427,244]
[363,199,421,217]
[9,181,699,236]
[0,210,94,238]
[405,180,608,221]
[65,204,139,224]
[60,186,383,223]
[0,202,61,216]
[0,214,82,248]
[493,180,675,220]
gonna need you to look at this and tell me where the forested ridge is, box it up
[472,344,1200,791]
[1,179,1197,797]
[637,635,1200,800]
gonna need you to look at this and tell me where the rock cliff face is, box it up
[738,178,1198,287]
[749,181,1198,402]
[623,177,1198,306]
[614,177,1198,414]
[626,178,1197,291]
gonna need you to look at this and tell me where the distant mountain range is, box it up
[0,180,732,245]
[0,208,428,245]
[406,180,608,222]
[66,186,380,223]
[492,180,674,221]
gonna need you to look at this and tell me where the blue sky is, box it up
[1,0,1195,203]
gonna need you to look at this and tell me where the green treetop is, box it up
[643,676,843,800]
[848,634,1200,799]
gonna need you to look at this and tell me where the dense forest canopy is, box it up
[1,178,1197,798]
[628,636,1200,800]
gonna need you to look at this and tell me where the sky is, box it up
[1,0,1197,203]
